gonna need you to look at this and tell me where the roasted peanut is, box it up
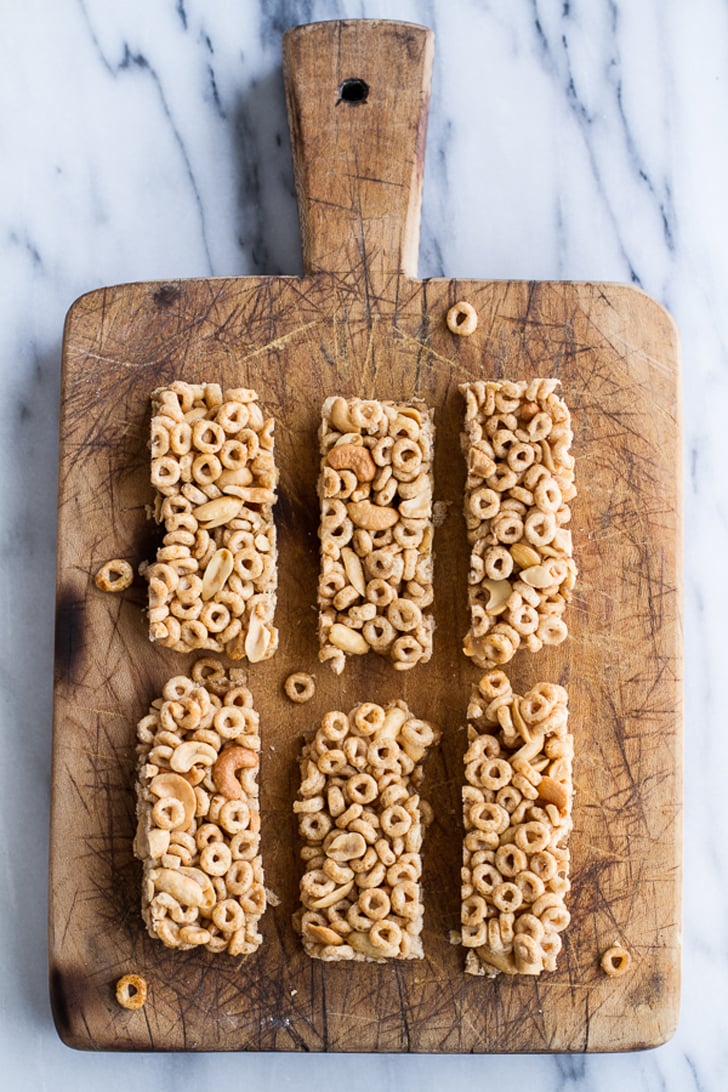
[244,610,273,663]
[146,828,172,858]
[151,866,214,910]
[224,486,276,505]
[347,500,399,531]
[519,564,554,589]
[194,496,243,528]
[509,542,541,569]
[341,546,366,596]
[201,548,234,599]
[398,488,431,519]
[328,623,369,655]
[304,923,344,946]
[326,830,368,861]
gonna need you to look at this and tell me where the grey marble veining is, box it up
[1,0,726,1088]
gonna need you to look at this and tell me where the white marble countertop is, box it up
[1,0,726,1088]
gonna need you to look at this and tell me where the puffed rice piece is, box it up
[143,382,278,661]
[459,379,576,670]
[317,397,435,674]
[133,658,266,955]
[461,670,573,976]
[294,701,441,961]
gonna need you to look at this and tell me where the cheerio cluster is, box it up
[317,396,435,674]
[461,670,573,976]
[134,658,266,956]
[294,701,440,961]
[460,379,576,670]
[142,382,278,661]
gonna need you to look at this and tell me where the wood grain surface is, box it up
[49,20,682,1053]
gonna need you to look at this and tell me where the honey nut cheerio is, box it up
[284,672,316,704]
[600,944,631,977]
[317,396,435,674]
[461,670,573,976]
[141,382,278,662]
[133,658,266,956]
[446,301,478,337]
[293,700,441,961]
[115,973,148,1010]
[94,558,134,593]
[459,379,576,670]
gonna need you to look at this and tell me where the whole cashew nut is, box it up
[169,740,218,773]
[212,745,258,800]
[326,443,377,482]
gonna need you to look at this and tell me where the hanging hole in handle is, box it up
[338,78,369,104]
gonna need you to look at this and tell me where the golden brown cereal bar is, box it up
[143,382,278,661]
[134,658,266,956]
[294,701,440,961]
[461,670,573,976]
[317,397,435,674]
[459,379,576,670]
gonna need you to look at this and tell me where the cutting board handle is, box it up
[283,20,434,278]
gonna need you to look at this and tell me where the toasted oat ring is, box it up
[284,671,316,704]
[446,300,478,336]
[212,898,245,933]
[94,559,134,593]
[600,944,631,977]
[226,858,254,895]
[199,841,232,876]
[115,973,148,1010]
[369,919,402,957]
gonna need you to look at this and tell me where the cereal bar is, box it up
[294,701,441,961]
[134,658,266,956]
[317,396,435,673]
[461,670,573,976]
[143,381,278,661]
[460,379,576,670]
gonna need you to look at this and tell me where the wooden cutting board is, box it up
[49,19,682,1053]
